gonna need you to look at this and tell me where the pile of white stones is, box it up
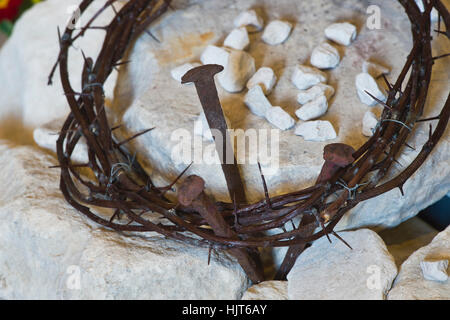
[170,11,395,143]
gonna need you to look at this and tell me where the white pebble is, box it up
[170,62,201,82]
[224,27,250,50]
[291,65,327,90]
[265,107,295,131]
[420,259,449,282]
[234,10,264,32]
[246,67,277,95]
[200,45,230,67]
[194,111,230,142]
[295,120,337,142]
[362,111,379,137]
[295,95,328,121]
[310,42,340,69]
[297,83,335,105]
[218,50,255,93]
[244,85,272,117]
[261,20,292,46]
[324,22,357,46]
[362,60,390,79]
[355,72,386,106]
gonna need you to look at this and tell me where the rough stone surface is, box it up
[241,281,288,300]
[1,0,449,236]
[291,65,327,90]
[324,22,357,46]
[355,72,386,106]
[0,143,250,299]
[287,229,397,300]
[224,27,250,51]
[246,67,277,95]
[362,110,378,137]
[261,20,292,46]
[388,226,450,300]
[244,85,272,117]
[0,0,118,127]
[294,120,337,142]
[297,83,335,105]
[264,106,295,131]
[218,50,255,93]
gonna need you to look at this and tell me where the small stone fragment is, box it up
[265,106,295,131]
[355,72,386,106]
[194,111,230,142]
[295,95,329,121]
[420,259,449,282]
[294,120,337,142]
[297,83,335,105]
[200,45,230,67]
[291,65,327,90]
[324,22,357,46]
[170,62,201,82]
[233,10,264,32]
[218,50,255,93]
[310,42,340,69]
[224,27,250,50]
[244,85,272,117]
[362,111,379,137]
[246,67,277,95]
[362,60,390,79]
[261,20,292,45]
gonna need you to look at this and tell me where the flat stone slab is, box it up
[287,229,397,300]
[388,226,450,300]
[0,143,249,299]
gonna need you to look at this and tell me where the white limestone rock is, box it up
[194,111,231,142]
[324,22,357,46]
[218,50,255,93]
[420,259,449,282]
[0,0,118,127]
[200,45,230,67]
[246,67,277,95]
[297,84,335,105]
[310,42,340,69]
[265,107,295,131]
[362,111,379,137]
[291,65,327,90]
[355,73,386,106]
[224,27,250,51]
[244,85,272,117]
[362,61,390,79]
[295,95,329,121]
[294,120,337,142]
[389,226,450,300]
[233,9,264,32]
[33,118,89,164]
[287,229,397,300]
[261,20,292,46]
[0,143,250,299]
[242,281,288,300]
[171,62,201,83]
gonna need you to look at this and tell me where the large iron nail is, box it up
[182,65,247,205]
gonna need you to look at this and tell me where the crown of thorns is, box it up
[50,0,450,283]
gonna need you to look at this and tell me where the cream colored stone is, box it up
[294,120,337,142]
[247,67,277,95]
[287,229,397,300]
[324,22,357,46]
[261,20,292,46]
[265,106,295,131]
[295,95,328,121]
[224,28,250,50]
[297,84,335,105]
[310,42,340,69]
[291,65,327,90]
[218,50,255,93]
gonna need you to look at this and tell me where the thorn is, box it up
[117,127,155,146]
[49,163,90,169]
[432,53,450,61]
[111,2,118,15]
[145,29,161,43]
[429,124,433,139]
[161,162,193,195]
[290,220,296,230]
[364,90,393,110]
[257,162,272,209]
[208,246,213,265]
[381,74,393,91]
[383,151,403,166]
[314,212,331,243]
[434,29,447,36]
[113,60,131,67]
[404,142,416,151]
[111,124,122,131]
[109,209,122,223]
[417,115,440,122]
[332,231,353,250]
[398,185,405,197]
